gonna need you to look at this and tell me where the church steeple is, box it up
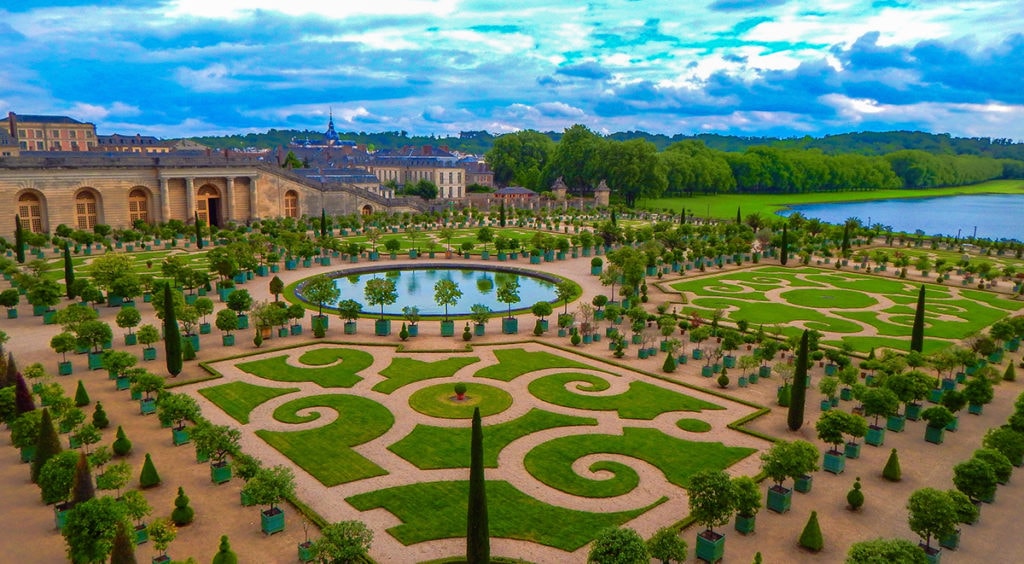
[324,108,339,146]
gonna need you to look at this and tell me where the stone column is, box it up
[224,177,235,222]
[248,176,259,220]
[185,177,196,219]
[158,178,171,223]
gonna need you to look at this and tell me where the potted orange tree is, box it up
[688,469,734,562]
[242,465,296,535]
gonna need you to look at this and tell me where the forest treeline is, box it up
[189,125,1024,206]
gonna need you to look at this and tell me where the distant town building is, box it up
[96,133,173,153]
[0,128,19,157]
[494,186,537,200]
[4,112,97,152]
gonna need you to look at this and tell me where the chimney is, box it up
[7,112,15,137]
[440,145,449,153]
[422,145,431,155]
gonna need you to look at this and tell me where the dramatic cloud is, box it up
[3,0,1023,140]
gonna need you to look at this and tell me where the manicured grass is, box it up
[389,408,597,469]
[197,381,299,424]
[642,179,1024,220]
[523,428,755,497]
[474,348,594,381]
[528,373,722,419]
[674,266,1018,352]
[408,382,513,419]
[255,394,393,486]
[677,418,713,432]
[374,356,481,394]
[346,480,665,551]
[236,347,373,388]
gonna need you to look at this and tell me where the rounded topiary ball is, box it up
[171,486,194,525]
[847,477,864,510]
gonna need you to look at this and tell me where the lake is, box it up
[778,194,1024,241]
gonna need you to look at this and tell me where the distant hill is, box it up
[185,128,1024,160]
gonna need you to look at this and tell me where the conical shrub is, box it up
[798,510,823,552]
[30,408,62,483]
[139,453,161,488]
[74,380,90,407]
[882,449,902,482]
[109,519,137,564]
[112,425,132,456]
[69,451,95,507]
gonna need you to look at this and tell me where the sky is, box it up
[3,0,1024,141]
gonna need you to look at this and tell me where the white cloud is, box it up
[161,0,458,20]
[173,64,244,93]
[68,102,141,121]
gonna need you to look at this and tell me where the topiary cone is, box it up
[798,510,823,552]
[139,453,161,488]
[211,535,238,564]
[74,380,90,407]
[882,449,901,482]
[112,425,132,456]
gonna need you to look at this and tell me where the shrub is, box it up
[139,453,161,488]
[399,323,409,341]
[112,426,132,457]
[92,402,109,429]
[30,408,61,484]
[211,535,238,564]
[74,380,90,407]
[798,510,823,552]
[645,527,687,564]
[846,477,864,511]
[182,338,196,361]
[571,333,581,346]
[662,352,676,373]
[717,373,729,388]
[171,486,194,525]
[1004,363,1016,382]
[882,449,901,482]
[313,323,326,338]
[587,527,648,564]
[454,383,467,397]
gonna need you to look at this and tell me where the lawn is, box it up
[528,373,722,419]
[255,394,393,486]
[197,381,298,424]
[672,266,1018,352]
[346,480,665,551]
[408,382,513,418]
[388,408,598,469]
[473,348,595,381]
[374,356,481,394]
[236,347,373,387]
[523,428,755,497]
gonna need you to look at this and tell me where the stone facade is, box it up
[0,154,423,240]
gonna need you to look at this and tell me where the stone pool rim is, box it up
[292,262,570,318]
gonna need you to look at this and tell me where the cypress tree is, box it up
[780,224,789,266]
[194,211,203,249]
[882,448,902,482]
[798,510,823,552]
[64,242,76,299]
[31,408,62,483]
[92,401,109,429]
[910,284,926,353]
[841,223,851,257]
[163,283,182,377]
[3,351,17,388]
[736,206,742,224]
[211,535,238,564]
[69,451,95,507]
[74,380,90,407]
[680,208,686,225]
[139,453,161,488]
[15,214,25,264]
[171,486,194,525]
[788,330,809,431]
[14,373,35,415]
[109,520,138,564]
[320,208,328,237]
[466,407,489,564]
[112,425,132,457]
[499,200,506,227]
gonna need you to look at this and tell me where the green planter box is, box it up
[759,365,771,378]
[116,376,131,391]
[20,445,35,463]
[237,314,249,330]
[440,320,455,337]
[408,325,419,337]
[840,387,853,401]
[277,327,288,338]
[134,524,149,545]
[172,427,190,446]
[928,389,944,404]
[474,324,485,337]
[968,403,984,415]
[723,355,736,369]
[921,544,942,564]
[946,416,959,432]
[502,318,518,334]
[199,323,211,335]
[766,486,792,513]
[312,315,329,332]
[823,451,845,474]
[695,531,725,563]
[186,334,200,352]
[939,529,960,551]
[54,502,71,531]
[210,461,232,484]
[58,361,73,376]
[43,310,58,324]
[6,308,17,319]
[140,398,157,415]
[143,347,157,361]
[886,414,906,432]
[844,442,861,459]
[866,425,886,446]
[124,333,138,346]
[290,324,303,336]
[222,334,235,346]
[794,474,813,493]
[261,508,285,535]
[925,425,945,444]
[343,321,357,335]
[692,349,703,360]
[375,319,391,336]
[88,351,104,370]
[906,402,923,421]
[734,514,756,535]
[298,541,314,562]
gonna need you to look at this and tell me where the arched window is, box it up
[361,205,373,216]
[128,189,149,224]
[17,193,44,233]
[75,191,98,230]
[284,190,299,218]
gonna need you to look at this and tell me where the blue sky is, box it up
[3,1,1023,140]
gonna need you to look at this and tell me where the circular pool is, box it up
[297,264,561,317]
